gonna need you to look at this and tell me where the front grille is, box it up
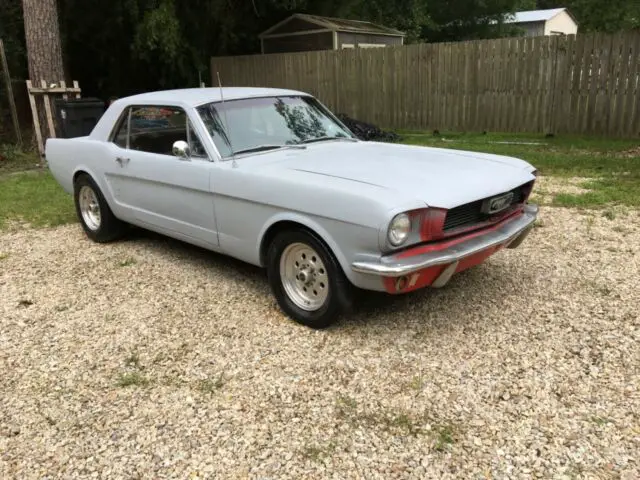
[443,183,529,232]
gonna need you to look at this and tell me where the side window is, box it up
[129,106,185,156]
[111,109,130,148]
[114,105,209,159]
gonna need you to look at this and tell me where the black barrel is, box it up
[53,98,106,138]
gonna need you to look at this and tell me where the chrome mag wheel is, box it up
[78,185,101,231]
[279,242,329,311]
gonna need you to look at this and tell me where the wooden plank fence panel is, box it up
[552,35,569,134]
[605,33,622,134]
[530,36,542,132]
[595,34,613,134]
[516,37,525,133]
[629,34,640,136]
[612,33,633,136]
[211,31,640,137]
[585,33,601,134]
[569,34,586,134]
[524,37,537,132]
[480,38,491,132]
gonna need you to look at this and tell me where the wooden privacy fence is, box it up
[211,31,640,137]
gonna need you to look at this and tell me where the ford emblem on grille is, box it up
[482,192,514,214]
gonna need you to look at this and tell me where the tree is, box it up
[21,0,65,146]
[22,0,65,84]
[0,0,27,76]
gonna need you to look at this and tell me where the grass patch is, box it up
[0,252,8,261]
[433,424,456,452]
[583,278,613,297]
[0,144,41,174]
[119,257,137,267]
[0,171,76,229]
[197,373,226,394]
[552,176,640,208]
[117,372,149,387]
[334,394,456,443]
[300,442,337,462]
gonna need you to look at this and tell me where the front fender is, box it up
[257,212,355,282]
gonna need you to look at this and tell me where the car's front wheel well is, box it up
[73,170,90,184]
[260,221,331,267]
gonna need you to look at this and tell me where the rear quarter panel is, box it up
[45,137,124,217]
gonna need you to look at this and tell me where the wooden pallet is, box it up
[26,79,81,157]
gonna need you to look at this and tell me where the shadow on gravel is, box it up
[116,225,536,332]
[122,225,265,277]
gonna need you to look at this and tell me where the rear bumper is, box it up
[351,203,538,290]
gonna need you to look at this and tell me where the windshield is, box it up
[196,95,355,158]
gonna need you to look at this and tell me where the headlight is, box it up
[387,213,411,246]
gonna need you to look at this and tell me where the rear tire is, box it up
[73,173,126,243]
[267,229,353,329]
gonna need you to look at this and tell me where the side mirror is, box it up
[172,140,191,159]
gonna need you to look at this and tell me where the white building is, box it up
[504,8,578,37]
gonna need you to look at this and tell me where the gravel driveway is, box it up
[1,206,638,479]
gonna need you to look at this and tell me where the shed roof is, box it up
[504,8,572,24]
[260,13,405,38]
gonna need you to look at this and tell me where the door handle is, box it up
[115,156,130,166]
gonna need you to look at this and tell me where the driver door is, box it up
[104,105,219,248]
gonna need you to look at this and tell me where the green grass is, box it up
[116,372,149,387]
[433,424,456,452]
[551,176,640,208]
[300,442,337,462]
[0,144,41,174]
[119,257,137,267]
[0,171,76,229]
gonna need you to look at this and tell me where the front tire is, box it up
[73,174,126,243]
[267,229,353,329]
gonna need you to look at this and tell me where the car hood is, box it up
[260,141,536,209]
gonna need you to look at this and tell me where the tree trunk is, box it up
[22,0,64,84]
[22,0,65,147]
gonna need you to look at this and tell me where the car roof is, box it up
[118,87,311,107]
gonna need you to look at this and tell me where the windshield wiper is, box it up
[299,136,358,145]
[233,144,307,155]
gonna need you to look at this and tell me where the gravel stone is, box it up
[0,206,638,479]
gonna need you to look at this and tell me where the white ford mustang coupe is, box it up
[46,87,538,328]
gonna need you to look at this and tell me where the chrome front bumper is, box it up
[352,204,538,279]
